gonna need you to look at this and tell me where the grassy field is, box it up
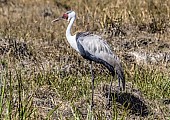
[0,0,170,119]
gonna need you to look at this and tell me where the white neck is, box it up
[65,16,79,52]
[66,17,75,38]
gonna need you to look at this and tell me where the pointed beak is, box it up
[51,16,63,23]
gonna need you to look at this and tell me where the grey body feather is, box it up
[76,32,125,90]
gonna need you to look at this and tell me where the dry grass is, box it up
[0,0,170,119]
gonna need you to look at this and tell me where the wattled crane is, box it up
[52,10,125,110]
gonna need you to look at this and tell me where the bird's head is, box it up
[52,10,76,23]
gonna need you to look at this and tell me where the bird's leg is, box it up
[90,61,94,111]
[107,73,114,108]
[118,77,122,91]
[108,78,113,104]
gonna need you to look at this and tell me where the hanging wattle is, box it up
[66,16,75,38]
[65,16,79,52]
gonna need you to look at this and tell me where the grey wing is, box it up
[77,32,121,66]
[77,32,125,90]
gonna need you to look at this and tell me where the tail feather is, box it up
[115,65,125,90]
[91,56,125,90]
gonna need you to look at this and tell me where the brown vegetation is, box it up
[0,0,170,119]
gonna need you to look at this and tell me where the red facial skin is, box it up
[62,13,68,20]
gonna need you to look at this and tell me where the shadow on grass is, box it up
[106,90,150,117]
